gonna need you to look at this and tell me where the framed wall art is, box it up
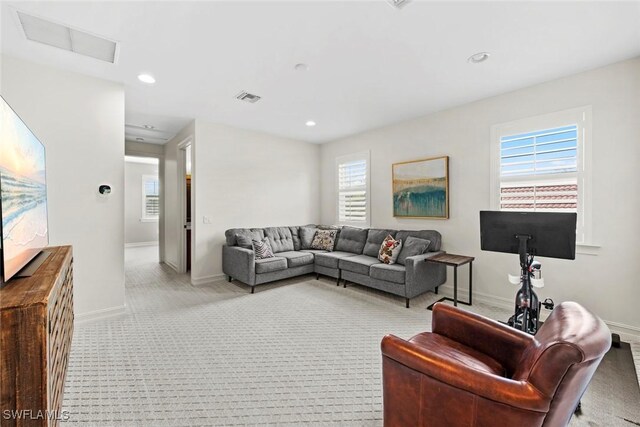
[392,156,449,219]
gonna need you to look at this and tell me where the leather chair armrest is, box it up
[432,303,533,374]
[381,334,549,413]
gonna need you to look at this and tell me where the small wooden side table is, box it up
[426,253,475,311]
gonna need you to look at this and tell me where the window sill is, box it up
[140,218,159,223]
[576,243,600,256]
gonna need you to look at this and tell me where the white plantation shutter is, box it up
[499,125,578,214]
[492,107,592,244]
[337,153,370,225]
[142,175,159,219]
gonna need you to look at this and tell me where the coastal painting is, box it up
[0,98,48,280]
[392,156,449,219]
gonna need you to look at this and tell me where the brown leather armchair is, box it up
[381,302,611,427]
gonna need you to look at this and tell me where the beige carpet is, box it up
[61,246,640,426]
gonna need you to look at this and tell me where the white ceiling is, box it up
[2,1,639,144]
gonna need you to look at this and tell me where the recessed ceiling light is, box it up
[136,137,144,141]
[305,121,316,127]
[143,124,155,130]
[467,52,490,64]
[137,74,156,84]
[294,63,309,72]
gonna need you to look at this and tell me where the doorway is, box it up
[177,138,194,274]
[124,155,160,263]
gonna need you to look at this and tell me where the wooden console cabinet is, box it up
[1,246,74,426]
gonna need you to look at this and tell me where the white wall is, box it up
[125,161,159,245]
[320,58,640,337]
[1,55,125,317]
[164,121,320,284]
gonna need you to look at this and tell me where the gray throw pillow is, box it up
[236,234,253,249]
[397,236,431,265]
[299,227,317,250]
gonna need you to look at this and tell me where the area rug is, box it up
[61,247,640,426]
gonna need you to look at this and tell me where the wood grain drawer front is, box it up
[47,260,74,425]
[0,246,73,427]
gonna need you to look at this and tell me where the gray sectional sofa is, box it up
[222,225,446,307]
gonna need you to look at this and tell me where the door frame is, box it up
[123,149,164,263]
[177,136,194,274]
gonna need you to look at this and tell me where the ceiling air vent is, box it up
[16,11,118,63]
[235,91,261,103]
[386,0,411,9]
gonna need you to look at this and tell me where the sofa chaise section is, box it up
[339,229,446,307]
[223,226,315,293]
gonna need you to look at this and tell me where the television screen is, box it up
[0,96,48,282]
[479,211,576,260]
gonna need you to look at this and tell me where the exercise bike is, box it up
[506,235,554,335]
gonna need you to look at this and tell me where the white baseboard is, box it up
[75,305,126,323]
[164,261,179,272]
[436,285,640,342]
[125,241,159,248]
[191,274,226,286]
[603,320,640,343]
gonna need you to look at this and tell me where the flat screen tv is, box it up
[479,211,576,260]
[0,96,49,283]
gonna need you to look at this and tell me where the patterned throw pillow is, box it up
[310,229,337,251]
[378,235,403,264]
[252,238,274,259]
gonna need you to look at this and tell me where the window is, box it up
[491,107,592,244]
[337,152,370,226]
[142,175,159,221]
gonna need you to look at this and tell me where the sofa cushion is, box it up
[289,227,301,250]
[252,238,275,259]
[339,254,381,275]
[225,228,265,248]
[255,257,287,274]
[314,251,358,269]
[311,229,337,251]
[363,229,396,257]
[370,263,406,284]
[335,226,368,254]
[300,249,328,255]
[395,230,441,252]
[299,227,318,249]
[265,227,295,253]
[397,236,431,266]
[277,251,314,268]
[378,235,403,265]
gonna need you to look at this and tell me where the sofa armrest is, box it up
[404,251,446,297]
[432,303,534,375]
[222,245,256,285]
[381,334,549,412]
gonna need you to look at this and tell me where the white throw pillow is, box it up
[378,235,403,264]
[252,238,274,259]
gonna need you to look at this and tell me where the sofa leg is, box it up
[228,276,233,283]
[316,273,320,280]
[336,276,340,286]
[251,286,255,294]
[435,286,438,295]
[405,298,410,308]
[343,280,347,288]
